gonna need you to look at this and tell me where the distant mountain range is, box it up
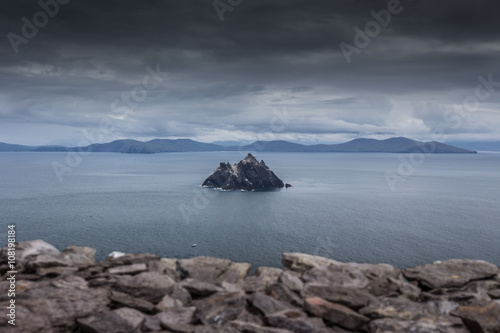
[0,137,477,154]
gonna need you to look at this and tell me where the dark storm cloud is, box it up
[1,0,499,145]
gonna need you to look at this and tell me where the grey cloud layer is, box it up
[1,0,499,144]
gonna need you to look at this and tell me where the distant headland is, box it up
[0,137,477,154]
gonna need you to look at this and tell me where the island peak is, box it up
[202,154,284,190]
[242,153,258,163]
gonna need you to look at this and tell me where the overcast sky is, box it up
[1,0,500,145]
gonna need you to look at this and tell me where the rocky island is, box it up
[202,153,285,190]
[1,240,499,332]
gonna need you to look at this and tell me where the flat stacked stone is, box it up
[1,240,499,332]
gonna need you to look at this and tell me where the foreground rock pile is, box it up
[1,240,499,333]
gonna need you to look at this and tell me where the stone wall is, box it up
[1,240,499,332]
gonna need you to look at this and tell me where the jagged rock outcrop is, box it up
[202,153,285,190]
[1,240,500,333]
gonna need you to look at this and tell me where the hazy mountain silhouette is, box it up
[0,137,476,154]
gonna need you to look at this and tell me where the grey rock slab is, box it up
[0,286,109,331]
[38,266,79,277]
[359,296,434,321]
[283,253,417,298]
[425,299,461,317]
[445,290,491,305]
[302,283,376,310]
[279,271,304,293]
[368,318,413,333]
[50,275,89,290]
[235,308,264,325]
[264,308,329,333]
[25,254,68,272]
[253,267,285,280]
[76,265,105,280]
[58,246,96,267]
[403,259,499,289]
[282,252,338,273]
[155,294,185,312]
[0,299,45,333]
[266,283,303,307]
[451,301,500,333]
[178,278,223,296]
[10,239,61,262]
[302,265,369,290]
[87,275,120,289]
[159,257,179,271]
[220,281,244,292]
[0,279,37,296]
[369,317,469,333]
[326,326,358,333]
[107,263,147,275]
[157,306,196,327]
[143,315,163,332]
[193,325,238,333]
[229,320,294,333]
[386,276,422,300]
[465,280,500,292]
[217,262,252,284]
[148,258,181,281]
[488,289,500,299]
[239,276,266,293]
[109,290,155,313]
[346,263,405,297]
[161,323,195,333]
[241,267,283,292]
[171,284,192,305]
[249,292,296,316]
[304,297,368,331]
[178,256,232,284]
[193,291,246,325]
[77,307,145,333]
[112,271,175,303]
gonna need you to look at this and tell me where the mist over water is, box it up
[1,151,499,268]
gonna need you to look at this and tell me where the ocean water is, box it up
[1,151,499,269]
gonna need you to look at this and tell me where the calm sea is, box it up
[1,151,499,268]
